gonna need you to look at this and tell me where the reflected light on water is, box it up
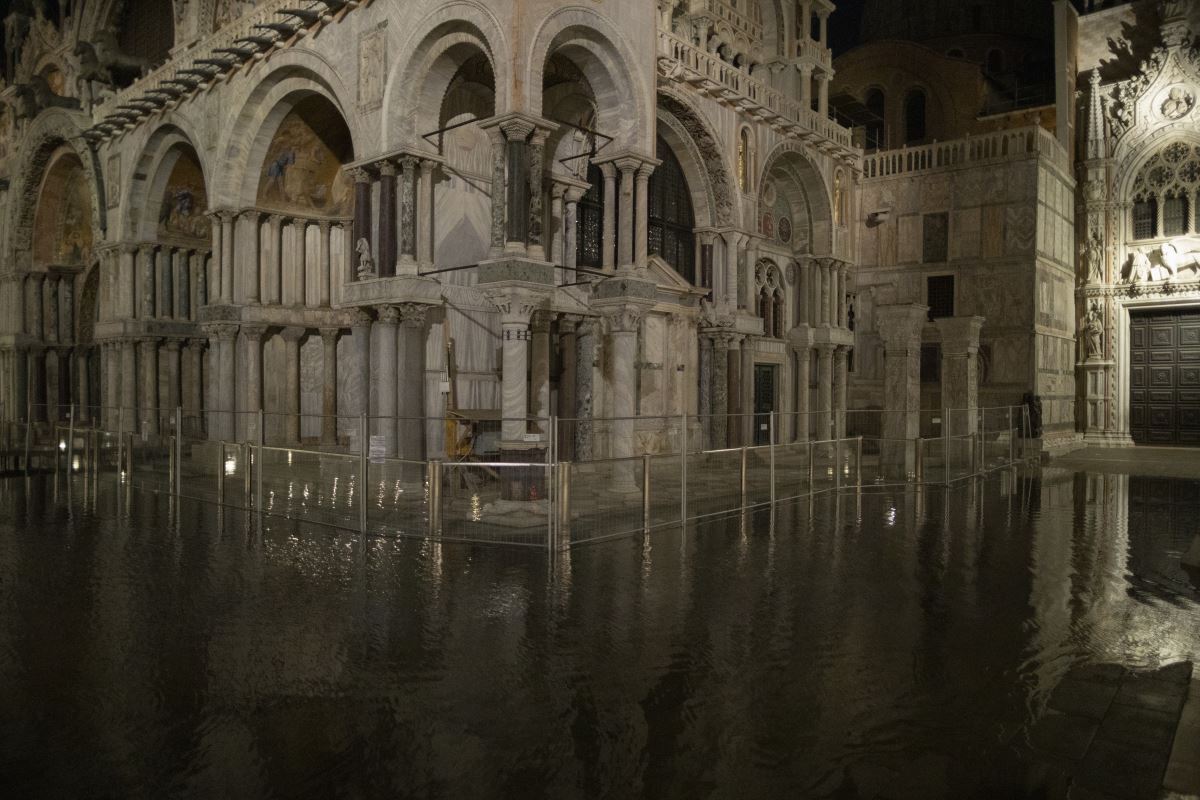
[224,456,237,476]
[886,504,897,526]
[470,494,481,522]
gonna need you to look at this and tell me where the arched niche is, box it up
[32,149,94,268]
[248,94,354,217]
[758,145,833,256]
[126,125,212,244]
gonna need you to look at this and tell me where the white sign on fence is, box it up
[369,435,387,464]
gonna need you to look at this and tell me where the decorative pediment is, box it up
[1108,38,1200,146]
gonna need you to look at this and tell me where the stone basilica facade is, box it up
[0,0,1196,459]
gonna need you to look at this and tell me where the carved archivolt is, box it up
[656,90,737,227]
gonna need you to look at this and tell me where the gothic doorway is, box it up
[1129,307,1200,445]
[753,364,777,446]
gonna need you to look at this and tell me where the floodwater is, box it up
[1,469,1198,799]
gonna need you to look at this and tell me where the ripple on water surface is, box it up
[0,469,1197,799]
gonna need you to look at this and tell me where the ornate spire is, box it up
[1086,70,1106,161]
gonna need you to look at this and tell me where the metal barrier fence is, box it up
[4,405,1033,551]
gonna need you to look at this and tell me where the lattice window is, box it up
[1132,199,1157,240]
[1164,195,1188,237]
[649,135,696,284]
[927,275,955,319]
[576,163,604,269]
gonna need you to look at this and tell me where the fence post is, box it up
[834,437,841,491]
[769,412,776,506]
[359,412,368,534]
[547,416,555,553]
[740,444,748,508]
[916,438,924,485]
[174,407,183,495]
[642,453,652,533]
[67,405,75,476]
[428,459,442,537]
[680,410,688,525]
[558,461,571,549]
[1009,406,1015,467]
[23,409,31,475]
[807,439,814,495]
[117,406,124,478]
[216,442,224,506]
[857,436,863,487]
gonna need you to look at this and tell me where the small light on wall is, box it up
[224,456,237,476]
[58,440,67,452]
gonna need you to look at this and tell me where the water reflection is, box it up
[0,469,1197,798]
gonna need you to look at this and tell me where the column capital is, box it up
[348,308,373,329]
[933,315,985,356]
[119,242,140,256]
[243,208,266,223]
[378,160,398,177]
[598,302,649,335]
[137,335,161,346]
[485,288,548,327]
[398,155,419,172]
[240,324,269,342]
[281,326,306,343]
[317,218,332,233]
[163,338,183,352]
[137,241,157,256]
[186,337,209,351]
[875,303,929,352]
[377,305,402,326]
[319,327,341,344]
[347,166,372,184]
[396,302,430,328]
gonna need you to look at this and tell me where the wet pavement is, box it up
[0,464,1198,799]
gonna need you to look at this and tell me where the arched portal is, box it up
[29,148,96,422]
[648,134,696,283]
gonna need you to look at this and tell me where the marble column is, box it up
[601,305,646,490]
[530,312,551,427]
[164,339,182,414]
[56,348,71,421]
[722,231,743,309]
[139,337,159,434]
[265,214,283,305]
[794,345,811,440]
[194,251,208,312]
[351,310,372,424]
[176,249,191,319]
[208,213,223,304]
[815,343,834,442]
[378,161,398,277]
[829,261,840,327]
[28,347,47,423]
[375,306,399,456]
[528,130,547,262]
[319,328,339,445]
[186,339,205,416]
[241,325,267,442]
[712,334,731,448]
[398,157,419,274]
[44,277,59,344]
[293,222,307,306]
[121,340,137,428]
[15,347,28,422]
[558,317,578,457]
[318,221,332,307]
[564,187,584,274]
[818,73,830,117]
[798,262,811,326]
[214,326,237,441]
[635,163,654,270]
[501,119,533,252]
[280,327,304,443]
[819,260,831,325]
[500,311,532,445]
[574,318,596,460]
[800,64,814,110]
[119,245,138,317]
[138,244,156,318]
[935,316,985,436]
[877,304,929,477]
[616,160,636,271]
[397,303,427,461]
[599,162,617,271]
[833,345,848,439]
[158,247,173,318]
[728,335,744,446]
[837,263,849,328]
[76,347,90,422]
[219,212,235,304]
[550,184,566,270]
[486,127,507,258]
[418,159,436,270]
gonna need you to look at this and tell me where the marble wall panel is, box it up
[951,207,981,260]
[898,214,921,263]
[981,206,1005,258]
[921,174,952,212]
[1005,206,1036,255]
[300,335,322,439]
[434,175,492,273]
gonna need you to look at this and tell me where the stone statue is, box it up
[1128,248,1152,283]
[1084,301,1103,360]
[1161,241,1200,277]
[4,1,33,80]
[355,238,376,279]
[1162,86,1194,120]
[1083,234,1104,283]
[11,74,81,121]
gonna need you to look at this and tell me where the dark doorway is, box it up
[753,364,777,446]
[1129,307,1200,445]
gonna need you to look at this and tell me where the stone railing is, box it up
[91,0,352,126]
[795,37,832,70]
[658,31,852,151]
[706,0,764,43]
[861,126,1069,180]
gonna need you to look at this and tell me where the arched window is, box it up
[864,89,885,150]
[904,89,927,144]
[648,135,696,283]
[576,163,605,269]
[986,49,1005,75]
